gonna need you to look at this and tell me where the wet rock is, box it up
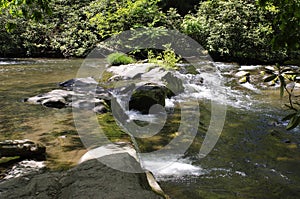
[3,160,45,180]
[41,96,66,108]
[0,158,163,199]
[235,71,250,78]
[93,105,108,114]
[94,86,112,101]
[107,63,184,96]
[0,140,46,159]
[129,83,167,114]
[107,63,154,80]
[70,98,103,109]
[27,80,110,114]
[27,89,74,105]
[59,77,98,90]
[162,72,184,96]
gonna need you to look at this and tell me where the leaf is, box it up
[284,72,300,75]
[264,74,277,82]
[282,112,297,121]
[264,69,275,74]
[5,22,16,32]
[286,115,300,130]
[281,68,292,73]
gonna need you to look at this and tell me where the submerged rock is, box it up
[26,77,110,114]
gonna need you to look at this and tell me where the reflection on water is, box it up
[0,59,300,198]
[0,59,88,171]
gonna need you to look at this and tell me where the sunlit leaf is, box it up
[282,112,297,121]
[286,115,300,130]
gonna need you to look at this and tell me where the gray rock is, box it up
[27,89,74,105]
[27,82,110,114]
[107,63,154,80]
[107,63,184,96]
[129,83,167,114]
[41,96,66,108]
[0,158,163,199]
[59,77,98,89]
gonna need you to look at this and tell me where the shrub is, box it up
[107,52,136,66]
[148,44,181,70]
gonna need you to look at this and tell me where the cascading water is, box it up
[1,59,299,198]
[108,61,261,181]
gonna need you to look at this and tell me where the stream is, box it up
[0,58,300,198]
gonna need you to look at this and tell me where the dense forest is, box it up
[0,0,300,64]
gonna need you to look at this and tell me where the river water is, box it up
[0,59,300,198]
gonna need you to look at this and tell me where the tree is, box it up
[0,0,51,27]
[258,0,300,130]
[258,0,300,51]
[181,0,286,63]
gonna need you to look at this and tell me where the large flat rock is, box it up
[0,156,163,199]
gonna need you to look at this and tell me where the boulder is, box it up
[27,89,73,105]
[107,63,184,96]
[0,158,163,199]
[129,83,167,114]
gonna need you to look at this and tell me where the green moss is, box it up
[107,53,136,66]
[97,113,130,142]
[0,156,20,164]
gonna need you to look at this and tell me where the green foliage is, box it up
[107,52,136,66]
[258,0,300,51]
[0,0,181,57]
[0,15,25,56]
[148,44,181,70]
[88,0,168,39]
[0,0,99,57]
[264,64,300,130]
[181,0,287,63]
[0,0,51,25]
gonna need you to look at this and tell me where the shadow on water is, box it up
[0,59,300,198]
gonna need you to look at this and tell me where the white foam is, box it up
[3,160,45,180]
[141,156,205,181]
